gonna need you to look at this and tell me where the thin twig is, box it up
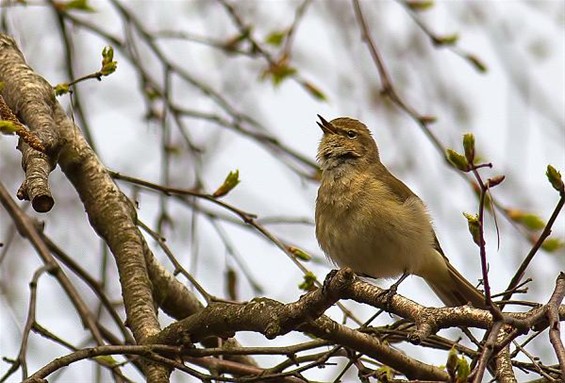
[501,193,565,307]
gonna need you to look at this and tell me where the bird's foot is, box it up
[377,286,398,310]
[322,269,339,295]
[378,273,409,309]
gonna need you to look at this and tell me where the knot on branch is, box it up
[408,307,439,344]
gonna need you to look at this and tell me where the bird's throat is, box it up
[319,151,362,173]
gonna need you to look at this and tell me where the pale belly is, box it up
[316,193,436,279]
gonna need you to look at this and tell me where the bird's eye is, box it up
[346,130,357,139]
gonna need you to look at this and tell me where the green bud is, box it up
[100,62,117,76]
[212,170,240,198]
[546,165,564,193]
[288,246,312,261]
[302,81,327,101]
[466,54,488,73]
[435,33,459,46]
[261,63,297,86]
[520,213,546,231]
[94,355,118,365]
[102,46,114,63]
[375,366,394,381]
[419,115,437,124]
[222,33,247,52]
[446,347,458,379]
[0,120,21,135]
[456,356,470,382]
[447,149,469,171]
[100,46,117,76]
[463,212,483,246]
[486,175,505,188]
[54,83,70,96]
[541,237,564,252]
[265,30,286,47]
[405,0,434,11]
[507,209,546,231]
[462,133,475,163]
[298,271,317,291]
[64,0,96,12]
[144,85,160,100]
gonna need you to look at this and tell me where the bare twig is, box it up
[501,193,565,306]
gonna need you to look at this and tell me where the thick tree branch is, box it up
[154,269,451,380]
[0,33,168,382]
[150,268,565,381]
[0,37,58,213]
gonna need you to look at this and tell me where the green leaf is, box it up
[463,212,482,246]
[212,170,240,198]
[265,30,286,47]
[298,271,317,291]
[541,237,564,252]
[54,83,70,96]
[446,149,469,171]
[462,133,475,163]
[0,120,21,135]
[288,246,311,261]
[546,165,564,192]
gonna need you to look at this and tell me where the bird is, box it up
[314,115,485,308]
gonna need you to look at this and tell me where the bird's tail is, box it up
[424,256,486,309]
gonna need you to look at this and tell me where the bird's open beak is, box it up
[317,114,336,135]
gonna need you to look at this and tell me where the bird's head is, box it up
[316,115,380,172]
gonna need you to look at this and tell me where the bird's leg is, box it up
[378,272,409,308]
[322,269,339,295]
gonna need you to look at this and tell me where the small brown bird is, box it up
[315,115,485,308]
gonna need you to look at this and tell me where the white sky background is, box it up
[0,1,564,382]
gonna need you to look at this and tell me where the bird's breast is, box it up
[315,172,435,278]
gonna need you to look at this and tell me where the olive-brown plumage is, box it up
[315,115,485,308]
